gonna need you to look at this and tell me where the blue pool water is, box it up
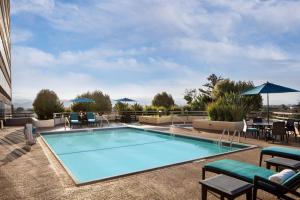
[41,127,248,184]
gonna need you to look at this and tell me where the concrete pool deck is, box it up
[1,125,300,199]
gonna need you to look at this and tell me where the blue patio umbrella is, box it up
[71,97,95,103]
[114,98,136,103]
[241,82,299,123]
[114,98,137,117]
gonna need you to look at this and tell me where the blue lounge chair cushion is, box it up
[262,147,300,160]
[70,113,78,120]
[283,172,300,188]
[87,112,95,120]
[204,159,275,183]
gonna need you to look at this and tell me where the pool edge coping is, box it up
[39,125,258,186]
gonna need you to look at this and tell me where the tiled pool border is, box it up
[39,125,257,186]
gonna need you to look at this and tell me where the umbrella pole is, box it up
[267,93,269,124]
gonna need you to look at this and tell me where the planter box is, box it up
[139,115,207,125]
[193,119,243,132]
[33,118,55,128]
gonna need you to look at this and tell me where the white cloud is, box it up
[11,28,33,43]
[166,37,289,64]
[11,0,55,15]
[12,45,204,104]
[208,0,300,33]
[13,46,56,68]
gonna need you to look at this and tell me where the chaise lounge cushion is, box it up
[204,159,275,183]
[262,147,300,160]
[283,172,300,188]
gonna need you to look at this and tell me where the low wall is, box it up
[193,119,243,132]
[33,118,55,128]
[139,115,207,125]
[54,117,65,126]
[4,117,33,126]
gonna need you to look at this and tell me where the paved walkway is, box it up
[0,126,299,199]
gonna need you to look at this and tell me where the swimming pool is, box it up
[41,127,253,185]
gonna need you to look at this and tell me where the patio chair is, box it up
[70,112,81,128]
[202,159,300,200]
[259,146,300,166]
[243,119,259,139]
[286,119,296,138]
[253,117,263,123]
[267,121,288,143]
[87,112,97,126]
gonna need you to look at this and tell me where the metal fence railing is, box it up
[272,112,300,120]
[5,112,35,119]
[53,110,208,125]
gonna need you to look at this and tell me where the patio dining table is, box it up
[250,122,273,140]
[251,122,273,127]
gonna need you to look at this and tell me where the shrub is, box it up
[131,103,143,111]
[144,105,158,112]
[114,102,131,113]
[207,93,246,122]
[16,107,24,112]
[114,102,144,113]
[169,105,182,112]
[213,79,262,110]
[71,90,112,112]
[33,89,64,120]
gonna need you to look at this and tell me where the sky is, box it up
[11,0,300,107]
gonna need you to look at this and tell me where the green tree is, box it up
[184,89,197,104]
[212,79,262,111]
[113,102,143,113]
[152,92,175,108]
[183,74,223,110]
[16,107,24,112]
[199,73,223,99]
[33,89,64,120]
[71,90,112,112]
[114,102,130,113]
[132,103,143,111]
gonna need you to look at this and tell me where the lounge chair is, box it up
[253,173,300,200]
[202,159,275,183]
[286,119,296,137]
[70,112,81,128]
[87,112,97,126]
[259,146,300,166]
[202,159,300,199]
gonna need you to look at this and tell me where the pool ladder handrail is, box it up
[218,129,241,147]
[229,130,241,147]
[65,116,70,130]
[101,115,110,127]
[218,129,230,146]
